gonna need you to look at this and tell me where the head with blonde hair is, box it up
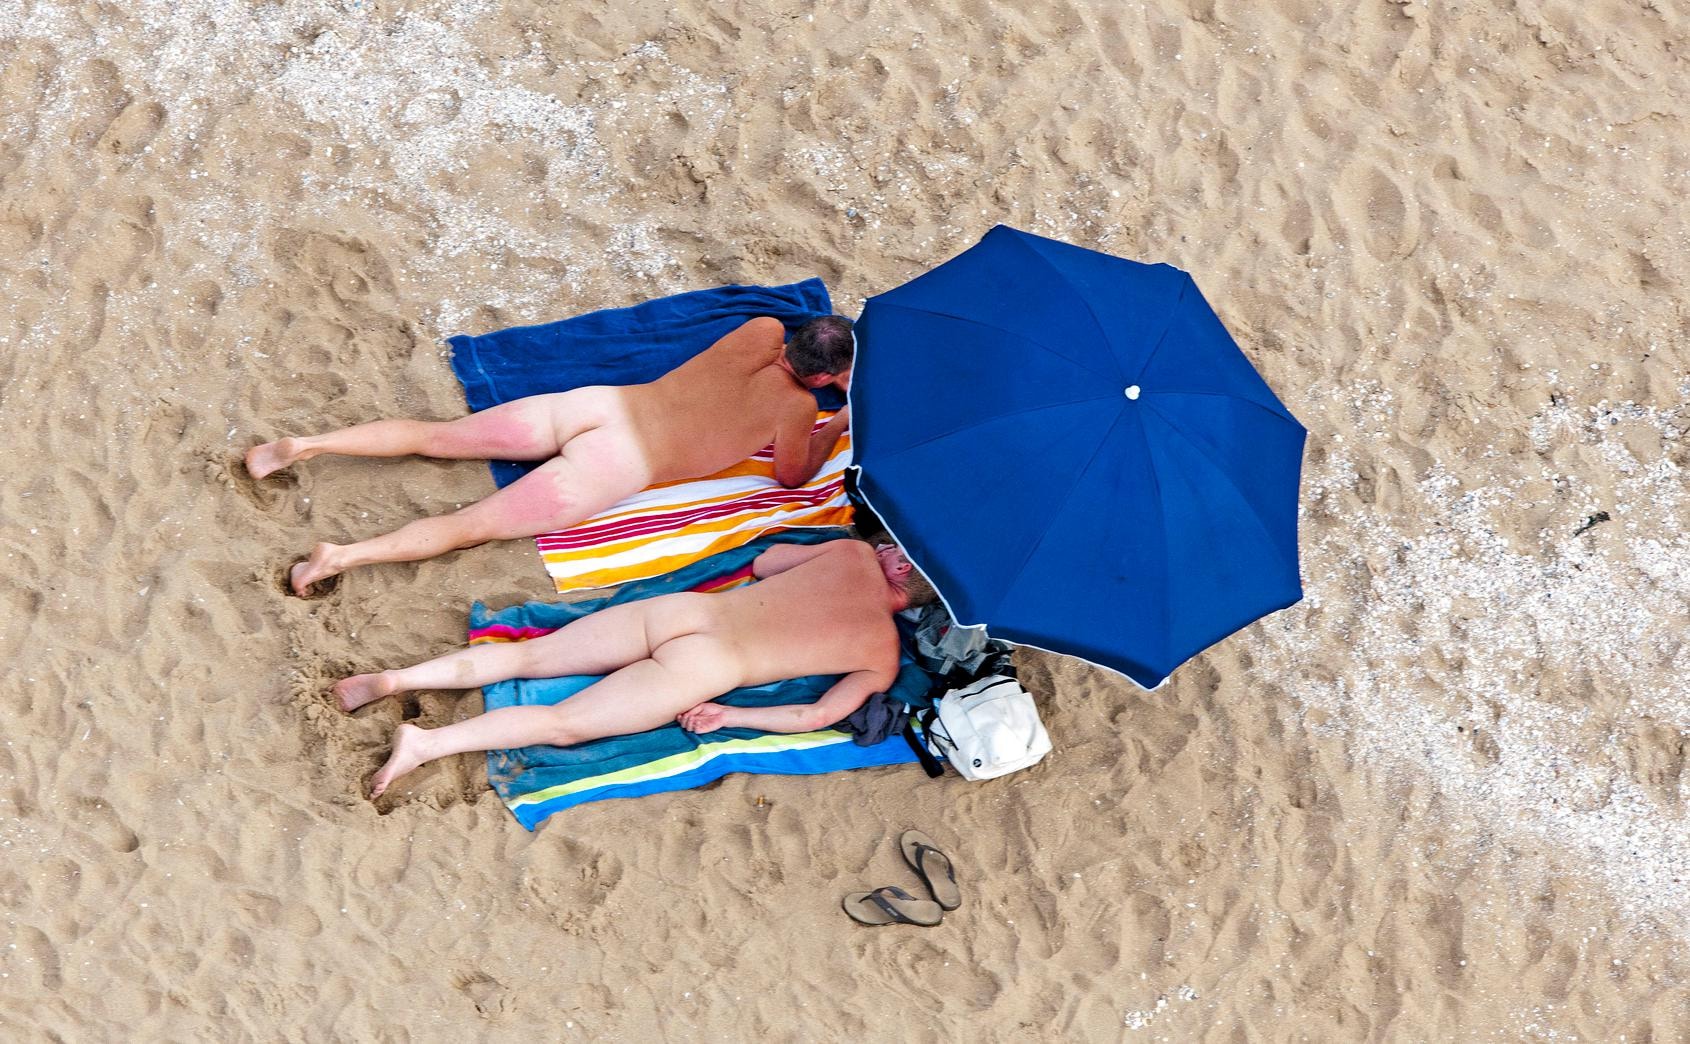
[873,542,939,610]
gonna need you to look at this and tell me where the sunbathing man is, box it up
[246,315,856,595]
[337,538,931,799]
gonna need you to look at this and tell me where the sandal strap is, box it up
[913,842,956,884]
[866,886,919,924]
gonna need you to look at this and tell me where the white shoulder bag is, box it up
[927,675,1052,781]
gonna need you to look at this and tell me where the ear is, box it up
[804,373,836,389]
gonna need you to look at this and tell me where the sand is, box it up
[3,0,1690,1038]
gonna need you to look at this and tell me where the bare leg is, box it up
[334,595,702,711]
[290,428,647,595]
[370,634,736,798]
[245,391,607,479]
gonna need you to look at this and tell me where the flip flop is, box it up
[899,830,962,911]
[842,885,943,927]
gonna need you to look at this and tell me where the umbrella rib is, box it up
[984,409,1131,622]
[865,394,1120,467]
[1005,232,1123,383]
[1125,275,1189,383]
[1140,388,1304,428]
[869,301,1118,384]
[1128,409,1174,672]
[1140,399,1295,566]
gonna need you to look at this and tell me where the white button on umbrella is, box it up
[1125,385,1141,400]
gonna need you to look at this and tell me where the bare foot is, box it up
[371,723,432,799]
[334,671,398,713]
[289,543,341,597]
[245,437,302,480]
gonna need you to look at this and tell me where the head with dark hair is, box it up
[784,315,855,383]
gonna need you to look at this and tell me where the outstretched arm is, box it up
[772,403,850,489]
[677,668,895,735]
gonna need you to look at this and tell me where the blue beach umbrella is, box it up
[852,225,1306,689]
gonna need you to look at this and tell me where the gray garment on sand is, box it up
[840,690,910,746]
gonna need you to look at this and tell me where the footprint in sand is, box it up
[520,841,628,935]
[12,924,63,991]
[1338,160,1419,261]
[455,970,516,1021]
[74,796,140,854]
[97,97,165,159]
[233,889,324,937]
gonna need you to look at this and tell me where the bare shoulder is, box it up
[713,316,785,352]
[821,539,876,562]
[739,316,786,339]
[679,318,781,382]
[845,541,890,584]
[799,539,874,579]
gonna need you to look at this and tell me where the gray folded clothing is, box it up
[905,602,1013,677]
[840,690,911,746]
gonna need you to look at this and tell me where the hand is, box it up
[678,702,730,734]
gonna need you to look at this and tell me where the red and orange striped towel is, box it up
[534,415,855,591]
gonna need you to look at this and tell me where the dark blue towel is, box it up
[447,280,842,487]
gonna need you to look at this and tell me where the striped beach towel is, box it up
[535,417,855,591]
[472,531,931,829]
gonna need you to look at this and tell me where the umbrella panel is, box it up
[1138,279,1298,421]
[852,303,1116,462]
[853,395,1128,629]
[1141,391,1306,568]
[874,226,1189,387]
[975,401,1302,685]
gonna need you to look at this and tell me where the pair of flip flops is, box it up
[843,830,962,927]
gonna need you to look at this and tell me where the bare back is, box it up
[620,318,818,483]
[701,542,901,688]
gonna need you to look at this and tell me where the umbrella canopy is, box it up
[852,225,1306,688]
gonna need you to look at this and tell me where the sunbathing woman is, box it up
[339,539,930,799]
[247,316,854,595]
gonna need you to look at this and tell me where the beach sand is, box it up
[3,0,1690,1038]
